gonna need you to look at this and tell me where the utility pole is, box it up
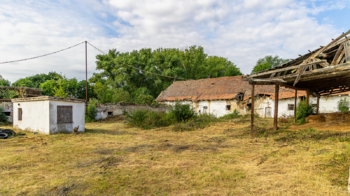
[85,41,88,114]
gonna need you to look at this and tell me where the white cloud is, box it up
[0,0,347,84]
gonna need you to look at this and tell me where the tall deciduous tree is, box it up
[251,55,289,74]
[0,75,10,86]
[92,46,242,99]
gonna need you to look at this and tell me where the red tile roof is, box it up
[157,76,299,102]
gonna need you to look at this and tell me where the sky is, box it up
[0,0,349,83]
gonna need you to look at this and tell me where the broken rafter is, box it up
[303,29,350,64]
[331,43,345,66]
[246,60,327,79]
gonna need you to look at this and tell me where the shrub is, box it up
[169,101,195,122]
[85,99,98,122]
[0,106,8,124]
[126,109,175,129]
[296,100,314,120]
[135,94,155,106]
[220,109,241,119]
[112,88,131,103]
[0,89,17,99]
[172,114,218,132]
[338,97,349,112]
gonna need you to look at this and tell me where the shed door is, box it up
[57,106,73,124]
[265,107,272,118]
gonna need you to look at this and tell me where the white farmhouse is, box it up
[157,76,349,118]
[11,96,85,134]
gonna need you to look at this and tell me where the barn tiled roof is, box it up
[157,76,297,102]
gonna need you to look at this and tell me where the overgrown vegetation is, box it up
[0,89,17,99]
[338,97,349,112]
[220,109,241,119]
[126,101,214,130]
[85,98,99,123]
[0,106,8,124]
[296,100,314,124]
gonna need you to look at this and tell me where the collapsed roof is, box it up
[243,30,350,96]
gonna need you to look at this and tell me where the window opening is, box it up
[18,108,22,121]
[3,112,10,116]
[108,111,113,116]
[57,106,73,124]
[288,104,295,111]
[226,105,231,110]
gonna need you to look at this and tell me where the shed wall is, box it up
[49,101,85,134]
[13,101,50,134]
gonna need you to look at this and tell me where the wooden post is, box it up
[316,96,320,114]
[306,91,310,107]
[274,84,279,131]
[294,90,297,123]
[348,167,350,193]
[251,84,255,137]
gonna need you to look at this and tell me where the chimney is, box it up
[207,75,212,78]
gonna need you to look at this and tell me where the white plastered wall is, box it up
[49,101,85,134]
[13,100,50,134]
[12,100,85,135]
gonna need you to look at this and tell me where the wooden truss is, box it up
[243,30,350,135]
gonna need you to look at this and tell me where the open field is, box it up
[1,116,350,195]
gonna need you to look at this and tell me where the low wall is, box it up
[95,103,168,120]
[1,101,13,122]
[305,112,350,123]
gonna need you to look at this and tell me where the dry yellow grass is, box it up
[0,117,349,195]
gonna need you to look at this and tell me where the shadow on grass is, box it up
[85,128,136,136]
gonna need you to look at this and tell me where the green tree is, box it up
[111,88,131,103]
[0,89,17,99]
[40,79,59,96]
[53,86,68,98]
[12,72,63,88]
[93,82,111,103]
[0,75,10,86]
[92,46,242,100]
[251,55,289,74]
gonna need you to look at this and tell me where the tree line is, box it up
[0,44,288,105]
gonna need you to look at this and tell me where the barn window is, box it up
[57,106,73,124]
[226,105,231,110]
[288,104,294,110]
[3,112,10,116]
[108,111,113,116]
[18,108,22,120]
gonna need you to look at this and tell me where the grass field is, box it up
[1,116,350,195]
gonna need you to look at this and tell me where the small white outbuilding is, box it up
[12,96,85,135]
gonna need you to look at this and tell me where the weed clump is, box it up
[296,100,314,124]
[220,109,241,119]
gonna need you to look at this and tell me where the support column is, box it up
[251,84,255,137]
[306,91,310,107]
[294,90,297,123]
[274,84,279,131]
[316,96,320,114]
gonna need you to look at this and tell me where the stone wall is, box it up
[0,101,13,122]
[95,103,168,120]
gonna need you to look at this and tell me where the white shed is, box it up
[11,96,85,135]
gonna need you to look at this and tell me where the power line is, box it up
[0,42,85,64]
[87,42,186,80]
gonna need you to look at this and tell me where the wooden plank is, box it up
[303,29,350,64]
[345,41,350,62]
[306,91,310,107]
[336,49,345,65]
[316,97,320,114]
[293,66,308,86]
[294,90,297,123]
[247,60,327,78]
[331,43,345,65]
[274,84,279,131]
[251,85,255,137]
